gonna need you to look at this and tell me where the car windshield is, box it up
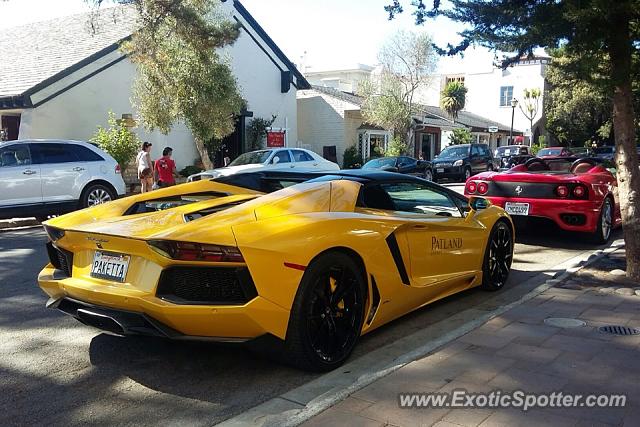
[538,148,562,156]
[496,146,527,157]
[363,158,396,169]
[228,150,271,166]
[438,146,469,159]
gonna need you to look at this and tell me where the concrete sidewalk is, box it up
[303,249,639,427]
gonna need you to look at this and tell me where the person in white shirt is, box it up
[136,141,154,193]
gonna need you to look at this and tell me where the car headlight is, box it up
[453,159,463,167]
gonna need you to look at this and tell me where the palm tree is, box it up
[440,81,467,120]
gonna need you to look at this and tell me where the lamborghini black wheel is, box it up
[284,252,366,372]
[481,221,513,291]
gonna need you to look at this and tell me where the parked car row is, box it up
[6,139,629,222]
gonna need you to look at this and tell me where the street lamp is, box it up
[509,98,518,144]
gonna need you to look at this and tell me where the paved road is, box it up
[0,215,621,425]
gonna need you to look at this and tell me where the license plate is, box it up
[90,251,130,282]
[436,168,444,173]
[504,202,530,216]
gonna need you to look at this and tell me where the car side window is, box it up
[31,143,78,164]
[68,144,104,162]
[481,145,490,156]
[291,150,313,162]
[399,156,412,166]
[360,182,463,218]
[471,145,482,156]
[272,150,291,164]
[0,144,31,167]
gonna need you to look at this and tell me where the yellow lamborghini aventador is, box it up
[38,170,514,371]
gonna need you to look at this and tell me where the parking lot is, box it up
[0,209,621,425]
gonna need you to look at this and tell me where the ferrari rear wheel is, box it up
[481,221,513,291]
[284,252,366,372]
[592,198,613,244]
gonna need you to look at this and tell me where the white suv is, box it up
[0,139,126,220]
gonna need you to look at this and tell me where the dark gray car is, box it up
[432,143,494,182]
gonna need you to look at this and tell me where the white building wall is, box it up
[18,3,300,170]
[464,64,546,136]
[297,89,360,166]
[421,63,547,138]
[224,17,298,146]
[19,56,200,169]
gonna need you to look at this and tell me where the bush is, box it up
[179,165,204,178]
[385,137,408,156]
[342,145,361,169]
[449,128,473,145]
[90,111,141,169]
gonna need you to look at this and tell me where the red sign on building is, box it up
[266,131,286,147]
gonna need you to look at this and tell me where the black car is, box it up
[361,156,433,181]
[432,143,494,182]
[494,145,532,170]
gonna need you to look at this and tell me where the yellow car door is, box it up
[365,181,486,289]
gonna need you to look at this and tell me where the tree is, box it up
[87,0,245,170]
[545,47,640,146]
[358,30,437,148]
[440,81,467,120]
[519,88,541,143]
[90,111,140,169]
[448,128,472,145]
[246,115,277,151]
[385,0,640,280]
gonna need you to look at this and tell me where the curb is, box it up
[218,240,625,427]
[0,218,41,231]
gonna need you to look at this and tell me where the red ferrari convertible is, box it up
[464,157,621,243]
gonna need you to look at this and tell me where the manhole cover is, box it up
[544,318,586,328]
[598,325,640,336]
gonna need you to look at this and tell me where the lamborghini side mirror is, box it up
[469,196,490,211]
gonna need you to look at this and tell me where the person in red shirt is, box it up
[155,147,178,187]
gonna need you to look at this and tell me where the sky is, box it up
[0,0,498,74]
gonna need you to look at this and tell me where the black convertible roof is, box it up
[213,169,423,189]
[212,169,465,201]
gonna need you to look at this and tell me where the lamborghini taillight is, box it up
[148,240,244,262]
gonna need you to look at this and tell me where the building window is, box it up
[446,76,465,86]
[499,86,513,107]
[358,130,390,161]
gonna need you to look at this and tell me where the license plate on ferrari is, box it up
[504,202,530,216]
[90,251,130,282]
[436,168,444,173]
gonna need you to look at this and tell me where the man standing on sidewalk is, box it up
[155,147,179,188]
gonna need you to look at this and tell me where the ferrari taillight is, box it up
[115,164,121,174]
[477,182,489,195]
[573,185,587,198]
[556,185,569,198]
[148,240,244,262]
[466,182,477,194]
